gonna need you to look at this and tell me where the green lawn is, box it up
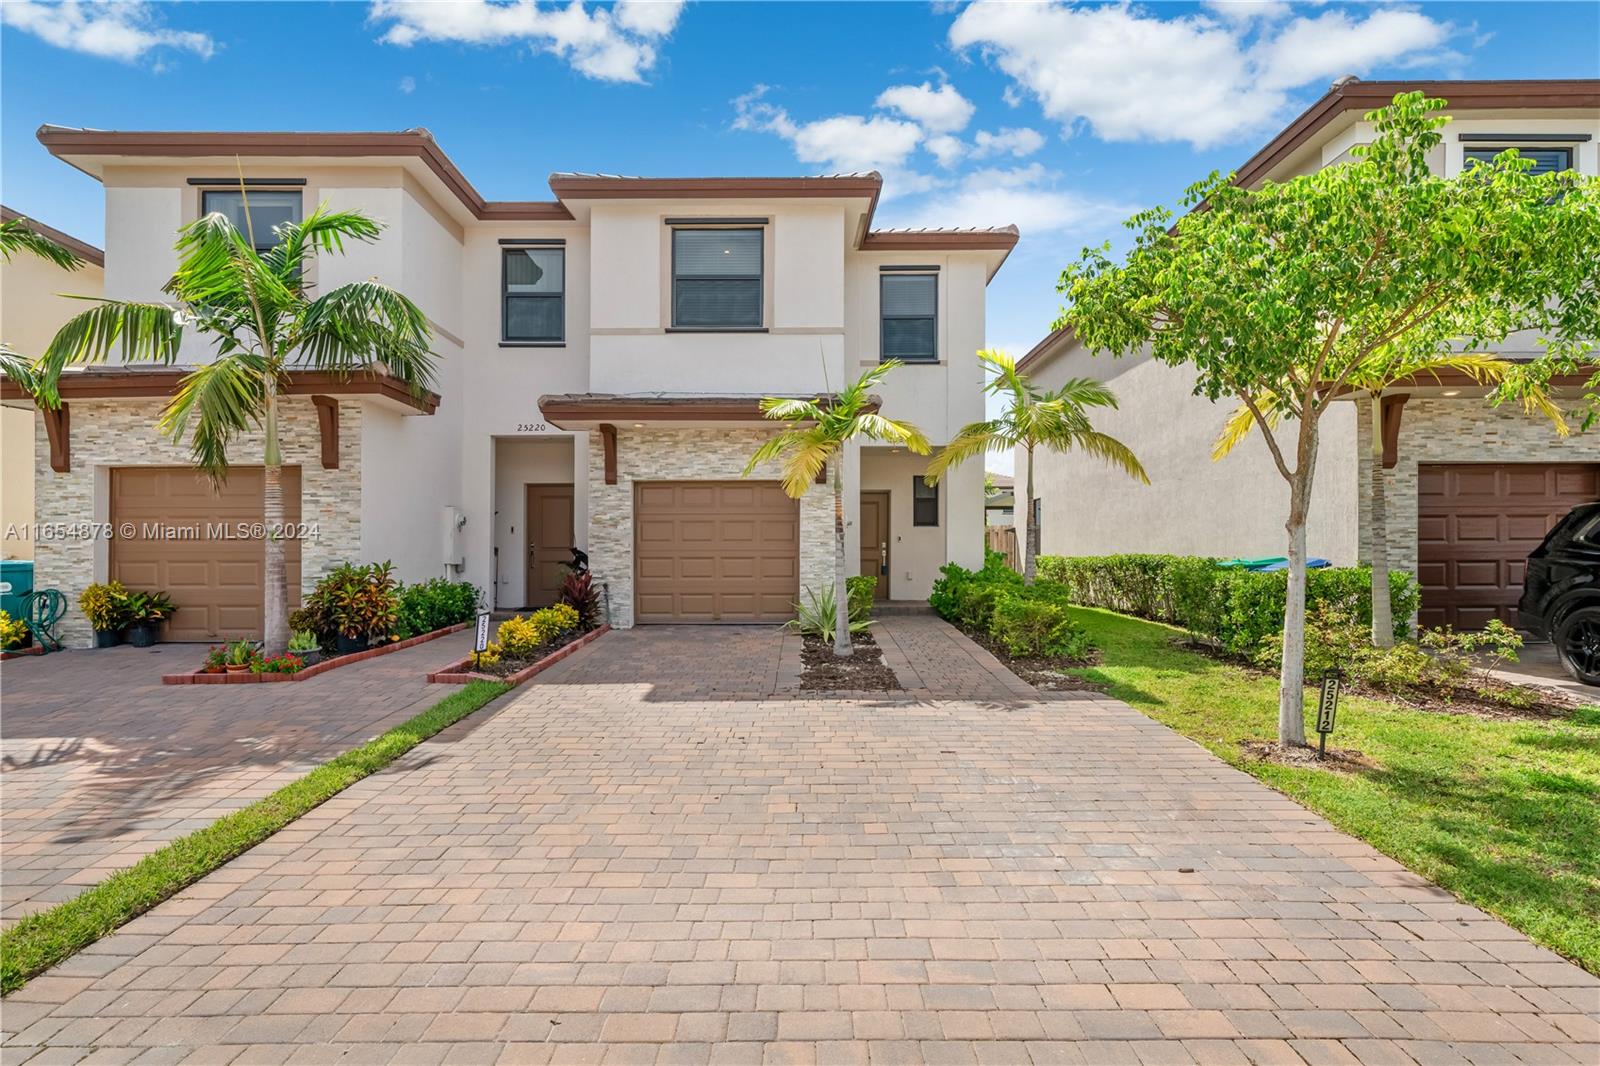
[1065,606,1600,974]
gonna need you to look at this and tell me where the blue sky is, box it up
[3,1,1598,472]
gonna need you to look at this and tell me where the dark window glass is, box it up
[1031,498,1042,541]
[673,228,762,327]
[881,273,937,361]
[201,190,301,252]
[503,247,564,342]
[1464,146,1574,176]
[913,475,939,527]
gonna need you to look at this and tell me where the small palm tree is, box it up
[1215,350,1564,646]
[745,360,929,657]
[0,214,85,387]
[28,193,436,654]
[926,349,1148,584]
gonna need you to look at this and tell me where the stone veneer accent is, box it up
[1355,395,1594,580]
[33,397,362,647]
[586,427,833,628]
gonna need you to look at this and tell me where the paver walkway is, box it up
[0,631,473,924]
[3,621,1597,1064]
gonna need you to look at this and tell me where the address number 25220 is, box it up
[517,422,549,433]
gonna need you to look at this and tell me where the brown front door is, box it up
[634,480,798,623]
[1417,462,1600,630]
[860,491,890,601]
[524,484,575,608]
[109,465,302,642]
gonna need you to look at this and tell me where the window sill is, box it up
[666,327,769,334]
[500,341,566,348]
[869,358,942,366]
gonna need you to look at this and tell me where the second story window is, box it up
[673,228,762,329]
[1464,146,1574,176]
[201,190,301,253]
[503,246,565,343]
[881,272,937,362]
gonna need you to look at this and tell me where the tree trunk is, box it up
[261,381,290,656]
[1022,442,1037,586]
[1276,425,1319,749]
[831,456,851,658]
[1368,393,1394,648]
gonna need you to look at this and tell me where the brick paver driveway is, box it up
[0,632,473,925]
[4,620,1597,1064]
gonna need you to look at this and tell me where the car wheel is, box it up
[1553,606,1600,687]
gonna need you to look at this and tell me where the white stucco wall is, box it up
[490,435,584,610]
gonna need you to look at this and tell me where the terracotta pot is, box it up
[225,663,250,674]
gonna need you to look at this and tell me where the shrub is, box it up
[989,595,1090,659]
[122,590,175,626]
[930,550,1021,625]
[307,562,400,640]
[496,604,579,659]
[0,610,29,650]
[78,581,129,632]
[1035,553,1421,653]
[394,578,480,638]
[474,641,502,668]
[846,575,876,624]
[254,653,305,675]
[496,615,541,658]
[558,570,601,631]
[790,584,871,639]
[287,630,320,654]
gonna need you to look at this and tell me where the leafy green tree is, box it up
[924,349,1147,585]
[745,360,929,657]
[28,197,436,654]
[1059,92,1600,746]
[0,215,85,387]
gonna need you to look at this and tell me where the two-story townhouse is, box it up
[1,127,1014,645]
[0,208,105,563]
[1017,77,1600,632]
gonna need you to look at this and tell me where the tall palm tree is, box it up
[28,194,436,654]
[1215,350,1564,646]
[926,349,1148,584]
[0,214,85,388]
[744,360,929,657]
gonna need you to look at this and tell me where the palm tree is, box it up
[27,194,436,654]
[1215,350,1564,646]
[744,360,929,657]
[925,349,1148,584]
[0,214,85,388]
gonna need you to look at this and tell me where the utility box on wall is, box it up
[443,506,466,568]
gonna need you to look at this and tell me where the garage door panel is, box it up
[1417,462,1598,631]
[633,480,798,624]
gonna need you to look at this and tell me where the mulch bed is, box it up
[800,632,900,692]
[428,625,609,686]
[1241,738,1378,773]
[164,622,470,685]
[468,629,586,678]
[962,628,1102,692]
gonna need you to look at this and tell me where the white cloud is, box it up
[398,75,416,93]
[368,0,684,84]
[875,81,976,134]
[925,134,967,168]
[949,0,1459,148]
[0,0,214,63]
[971,127,1045,159]
[1201,0,1294,25]
[893,163,1130,236]
[733,86,926,177]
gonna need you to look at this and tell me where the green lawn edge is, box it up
[1061,605,1600,975]
[0,678,511,996]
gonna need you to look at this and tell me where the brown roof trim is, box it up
[1016,325,1073,374]
[1235,78,1600,188]
[0,368,439,414]
[34,127,572,223]
[539,392,879,428]
[547,173,883,202]
[0,205,104,267]
[860,227,1019,251]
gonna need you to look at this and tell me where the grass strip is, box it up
[1064,606,1600,974]
[0,679,510,995]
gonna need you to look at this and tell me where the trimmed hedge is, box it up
[1035,553,1421,654]
[929,551,1092,659]
[846,575,877,623]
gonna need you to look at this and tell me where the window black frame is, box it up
[880,271,938,363]
[913,475,939,527]
[200,188,303,254]
[501,245,566,345]
[670,226,764,330]
[1463,145,1575,175]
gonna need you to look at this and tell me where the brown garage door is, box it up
[1417,462,1599,630]
[634,480,798,623]
[111,466,302,642]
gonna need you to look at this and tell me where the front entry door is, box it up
[525,484,575,608]
[860,491,891,601]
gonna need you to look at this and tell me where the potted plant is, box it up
[202,646,227,674]
[122,590,175,648]
[223,639,257,673]
[79,581,130,648]
[287,628,322,666]
[318,561,398,655]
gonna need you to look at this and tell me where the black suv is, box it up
[1519,501,1600,686]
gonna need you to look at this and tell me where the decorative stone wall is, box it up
[586,427,833,628]
[33,397,362,647]
[1355,395,1593,578]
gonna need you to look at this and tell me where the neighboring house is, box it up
[0,207,105,562]
[1018,77,1599,632]
[985,473,1014,526]
[0,127,1014,644]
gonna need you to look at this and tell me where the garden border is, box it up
[428,625,609,686]
[0,645,47,662]
[161,622,471,685]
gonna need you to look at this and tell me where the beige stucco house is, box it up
[1,128,1014,644]
[1,208,105,562]
[1018,78,1599,632]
